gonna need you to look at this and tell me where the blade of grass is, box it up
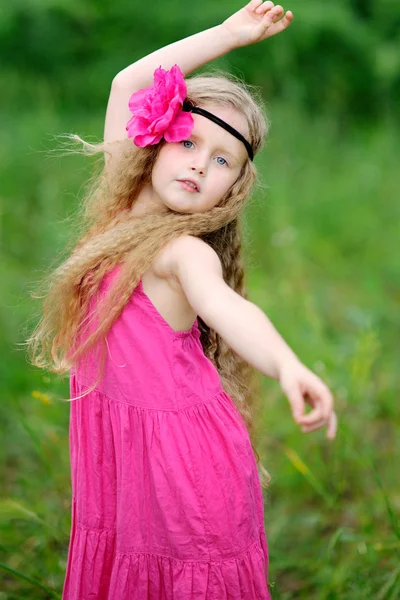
[354,446,400,542]
[368,455,400,542]
[0,562,60,598]
[284,447,335,507]
[13,397,53,477]
[0,498,47,526]
[377,566,400,600]
[388,577,400,600]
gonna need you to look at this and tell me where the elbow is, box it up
[111,73,129,89]
[199,284,246,336]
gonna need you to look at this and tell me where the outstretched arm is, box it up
[104,1,293,147]
[169,235,337,441]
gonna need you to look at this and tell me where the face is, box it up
[146,104,250,215]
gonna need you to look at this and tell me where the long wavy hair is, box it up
[25,70,272,487]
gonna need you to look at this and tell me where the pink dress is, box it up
[62,264,271,599]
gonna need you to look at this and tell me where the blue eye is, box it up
[181,141,228,166]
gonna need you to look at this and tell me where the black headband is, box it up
[182,99,254,161]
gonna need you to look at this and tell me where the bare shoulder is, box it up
[153,235,223,287]
[151,235,225,320]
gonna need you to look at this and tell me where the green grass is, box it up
[1,99,399,598]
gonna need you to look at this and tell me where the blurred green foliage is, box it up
[1,0,400,117]
[1,1,399,598]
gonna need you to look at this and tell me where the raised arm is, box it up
[103,26,235,151]
[104,1,293,150]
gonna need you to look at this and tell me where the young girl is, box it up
[27,1,337,598]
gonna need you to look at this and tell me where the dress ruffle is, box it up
[63,510,270,599]
[63,385,271,599]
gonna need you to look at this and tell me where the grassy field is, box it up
[1,98,399,598]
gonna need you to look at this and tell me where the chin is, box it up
[164,200,193,214]
[165,204,191,215]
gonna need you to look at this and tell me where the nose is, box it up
[190,153,207,175]
[190,165,205,175]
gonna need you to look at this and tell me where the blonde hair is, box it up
[25,70,271,487]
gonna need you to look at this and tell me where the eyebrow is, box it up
[189,132,239,161]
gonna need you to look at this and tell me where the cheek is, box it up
[212,170,238,193]
[153,149,180,180]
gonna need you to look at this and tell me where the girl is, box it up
[27,1,337,598]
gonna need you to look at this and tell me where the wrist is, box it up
[276,353,302,382]
[218,23,241,52]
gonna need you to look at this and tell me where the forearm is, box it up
[204,291,301,381]
[113,24,236,89]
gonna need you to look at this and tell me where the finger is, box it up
[297,404,325,425]
[326,412,338,440]
[272,11,294,31]
[315,385,334,420]
[299,399,332,424]
[301,412,338,439]
[298,385,334,423]
[261,4,284,24]
[270,5,285,21]
[264,11,293,35]
[285,386,306,423]
[300,419,328,434]
[255,1,275,14]
[248,0,264,11]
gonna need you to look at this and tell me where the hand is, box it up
[222,1,293,49]
[278,359,338,440]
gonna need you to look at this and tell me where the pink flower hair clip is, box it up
[125,64,194,147]
[125,64,254,161]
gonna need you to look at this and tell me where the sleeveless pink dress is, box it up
[62,263,271,599]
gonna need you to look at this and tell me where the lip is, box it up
[177,178,200,193]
